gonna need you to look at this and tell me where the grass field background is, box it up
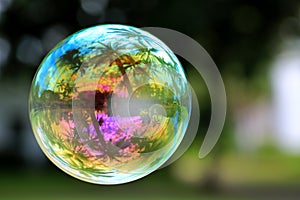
[2,149,300,200]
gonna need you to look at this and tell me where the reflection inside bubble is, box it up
[29,24,191,184]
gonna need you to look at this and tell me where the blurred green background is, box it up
[1,0,300,199]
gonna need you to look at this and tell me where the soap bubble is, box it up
[29,24,191,184]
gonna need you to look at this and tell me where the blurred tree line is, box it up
[0,0,298,76]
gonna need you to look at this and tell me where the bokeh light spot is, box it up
[0,37,10,74]
[80,0,108,16]
[17,35,44,66]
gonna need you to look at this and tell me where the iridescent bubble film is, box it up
[29,24,191,184]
